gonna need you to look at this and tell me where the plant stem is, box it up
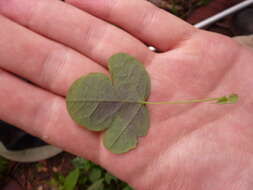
[139,97,221,105]
[68,94,238,105]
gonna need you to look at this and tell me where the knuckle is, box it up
[39,45,70,93]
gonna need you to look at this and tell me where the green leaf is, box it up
[63,168,80,190]
[0,156,8,174]
[66,53,150,154]
[58,174,66,184]
[216,94,238,104]
[104,172,118,184]
[66,53,238,154]
[71,157,91,171]
[89,168,102,183]
[48,178,60,187]
[78,176,88,185]
[87,179,104,190]
[122,186,133,190]
[196,0,212,6]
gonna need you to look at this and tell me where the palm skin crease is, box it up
[0,0,253,190]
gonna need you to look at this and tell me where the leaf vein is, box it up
[107,104,143,149]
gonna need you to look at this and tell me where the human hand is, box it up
[0,0,253,189]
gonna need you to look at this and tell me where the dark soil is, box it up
[148,0,246,36]
[3,153,74,190]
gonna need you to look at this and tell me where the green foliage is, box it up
[36,162,44,170]
[63,168,80,190]
[123,186,133,190]
[86,179,104,190]
[104,172,118,184]
[48,169,79,190]
[0,156,9,181]
[48,157,133,190]
[66,53,150,154]
[196,0,212,6]
[47,173,70,189]
[155,0,213,19]
[72,157,132,190]
[89,168,102,182]
[0,156,8,173]
[72,156,92,171]
[48,177,64,190]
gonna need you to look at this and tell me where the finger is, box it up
[66,0,196,51]
[0,0,154,66]
[0,69,100,161]
[0,15,107,96]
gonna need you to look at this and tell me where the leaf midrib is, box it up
[106,104,144,149]
[67,99,144,104]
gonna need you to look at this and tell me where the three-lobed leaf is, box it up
[66,53,239,154]
[66,53,150,154]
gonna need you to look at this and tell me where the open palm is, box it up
[1,0,253,189]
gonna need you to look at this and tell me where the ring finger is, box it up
[0,0,154,66]
[0,15,106,96]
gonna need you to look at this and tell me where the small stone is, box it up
[52,167,58,173]
[37,165,48,172]
[37,185,43,190]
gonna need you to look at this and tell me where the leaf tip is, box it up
[216,93,239,104]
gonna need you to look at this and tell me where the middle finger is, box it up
[0,0,154,66]
[0,15,106,96]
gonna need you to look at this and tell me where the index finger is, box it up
[66,0,197,51]
[0,0,154,66]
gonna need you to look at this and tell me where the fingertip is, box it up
[66,0,110,18]
[0,0,15,16]
[65,0,194,51]
[0,0,11,12]
[0,0,33,25]
[66,0,103,8]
